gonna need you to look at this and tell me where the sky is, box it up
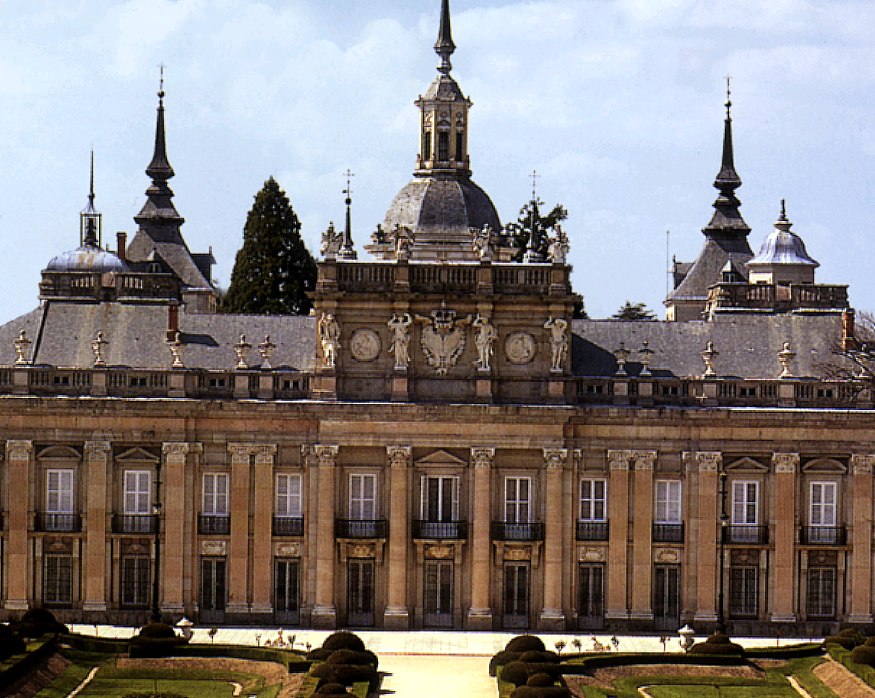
[1,0,874,321]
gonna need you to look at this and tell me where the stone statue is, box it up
[472,224,495,261]
[415,304,472,376]
[544,317,568,372]
[91,331,108,368]
[371,224,386,245]
[473,314,497,371]
[387,312,413,370]
[321,222,342,259]
[547,224,570,264]
[395,225,413,260]
[318,313,341,369]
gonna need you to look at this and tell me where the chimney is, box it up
[843,308,856,351]
[166,303,179,342]
[116,231,127,262]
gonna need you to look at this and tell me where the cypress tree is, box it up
[221,177,316,315]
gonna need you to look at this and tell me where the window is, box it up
[349,473,377,520]
[123,470,151,514]
[421,476,459,522]
[731,481,759,524]
[655,480,682,523]
[43,554,73,606]
[202,472,229,516]
[455,131,464,161]
[120,556,150,608]
[438,131,449,161]
[504,477,531,524]
[807,567,836,618]
[46,469,74,513]
[810,482,836,527]
[729,566,758,618]
[275,474,303,518]
[579,479,606,521]
[423,132,432,161]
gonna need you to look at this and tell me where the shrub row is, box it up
[300,632,378,697]
[494,635,571,698]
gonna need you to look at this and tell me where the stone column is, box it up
[539,448,567,629]
[467,447,494,629]
[82,440,111,613]
[771,452,798,622]
[4,440,32,611]
[251,444,277,617]
[606,450,631,621]
[161,442,193,614]
[630,451,657,621]
[312,445,338,628]
[848,454,875,624]
[227,443,252,616]
[693,451,721,623]
[384,446,412,628]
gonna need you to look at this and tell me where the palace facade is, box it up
[0,0,870,636]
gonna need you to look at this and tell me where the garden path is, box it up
[378,654,495,698]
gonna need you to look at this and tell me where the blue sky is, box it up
[1,0,874,320]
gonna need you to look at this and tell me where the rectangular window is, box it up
[455,131,464,161]
[43,554,73,606]
[423,132,432,161]
[202,472,229,516]
[276,473,303,518]
[438,131,449,161]
[46,469,74,513]
[120,556,150,608]
[349,473,377,520]
[123,470,151,515]
[504,477,531,524]
[810,482,836,527]
[421,476,459,522]
[655,480,682,523]
[732,481,759,525]
[729,566,758,618]
[807,567,836,618]
[579,479,607,521]
[275,559,300,616]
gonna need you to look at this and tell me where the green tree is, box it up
[506,198,568,261]
[221,177,316,315]
[612,301,656,321]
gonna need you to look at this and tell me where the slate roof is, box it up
[667,239,753,304]
[126,234,213,290]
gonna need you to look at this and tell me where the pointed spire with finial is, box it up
[80,150,102,247]
[435,0,456,75]
[147,64,175,181]
[338,169,357,260]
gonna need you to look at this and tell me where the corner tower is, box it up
[367,0,509,262]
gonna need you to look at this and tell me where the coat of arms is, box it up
[415,303,472,376]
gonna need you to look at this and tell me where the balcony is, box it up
[335,518,388,539]
[198,514,230,535]
[412,520,468,540]
[723,525,769,545]
[576,520,609,541]
[490,521,544,541]
[35,512,82,533]
[800,525,847,546]
[652,523,685,543]
[272,516,304,537]
[112,514,157,534]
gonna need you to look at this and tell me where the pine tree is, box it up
[221,177,317,315]
[612,301,657,321]
[506,198,568,261]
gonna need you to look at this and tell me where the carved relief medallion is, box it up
[350,329,381,363]
[505,332,536,365]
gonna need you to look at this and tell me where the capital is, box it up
[254,444,278,466]
[607,450,632,471]
[633,450,657,470]
[387,446,412,469]
[772,452,799,474]
[163,442,192,465]
[84,440,112,460]
[314,445,339,468]
[471,447,495,469]
[695,451,722,473]
[851,454,875,475]
[5,440,32,462]
[543,449,568,470]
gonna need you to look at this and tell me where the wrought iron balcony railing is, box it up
[112,513,157,534]
[490,521,545,541]
[35,512,82,533]
[723,525,769,545]
[272,516,305,537]
[652,522,684,543]
[335,518,388,539]
[800,525,847,546]
[576,520,609,541]
[198,514,230,535]
[412,520,468,540]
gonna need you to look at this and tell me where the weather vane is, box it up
[724,74,732,117]
[530,169,540,201]
[343,169,354,205]
[158,63,166,99]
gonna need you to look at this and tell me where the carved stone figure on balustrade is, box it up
[547,224,570,264]
[321,222,342,259]
[318,313,341,369]
[472,224,495,261]
[387,313,413,370]
[394,225,413,260]
[544,316,568,372]
[472,314,497,371]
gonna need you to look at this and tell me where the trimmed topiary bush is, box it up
[325,648,378,669]
[490,650,522,675]
[506,635,546,653]
[11,608,68,638]
[825,634,860,650]
[500,660,530,687]
[851,644,875,667]
[523,662,562,680]
[688,632,744,656]
[315,683,356,696]
[510,686,571,698]
[137,622,177,639]
[519,650,559,663]
[311,662,377,691]
[322,632,366,652]
[0,623,25,660]
[527,673,555,687]
[129,622,187,658]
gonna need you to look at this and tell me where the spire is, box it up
[80,150,102,247]
[338,169,357,260]
[702,77,751,251]
[147,65,174,181]
[435,0,456,75]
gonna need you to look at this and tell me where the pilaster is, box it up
[251,444,278,616]
[848,454,874,624]
[605,450,630,620]
[226,443,252,616]
[539,448,567,629]
[161,442,196,614]
[771,452,798,622]
[312,444,338,628]
[692,451,720,623]
[467,447,494,629]
[384,446,412,628]
[4,440,32,611]
[630,450,656,621]
[82,440,111,613]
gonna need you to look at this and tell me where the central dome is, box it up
[46,244,129,274]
